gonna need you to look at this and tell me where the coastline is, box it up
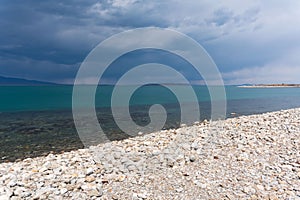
[238,85,300,88]
[0,108,300,199]
[238,84,300,88]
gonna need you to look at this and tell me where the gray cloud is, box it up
[0,0,300,84]
[208,8,234,26]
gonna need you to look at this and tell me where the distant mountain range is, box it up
[0,76,58,85]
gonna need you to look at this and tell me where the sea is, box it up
[1,85,300,162]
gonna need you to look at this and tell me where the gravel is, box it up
[0,108,300,199]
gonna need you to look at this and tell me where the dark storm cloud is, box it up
[0,0,99,64]
[1,0,300,84]
[0,0,110,82]
[0,0,172,82]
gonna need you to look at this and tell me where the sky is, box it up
[1,0,300,84]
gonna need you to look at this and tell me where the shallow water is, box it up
[1,85,300,162]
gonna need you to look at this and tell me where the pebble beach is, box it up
[0,108,300,200]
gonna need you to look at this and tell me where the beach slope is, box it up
[0,108,299,199]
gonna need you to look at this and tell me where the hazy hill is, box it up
[0,76,57,85]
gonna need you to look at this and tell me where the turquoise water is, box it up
[1,85,300,162]
[1,85,300,112]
